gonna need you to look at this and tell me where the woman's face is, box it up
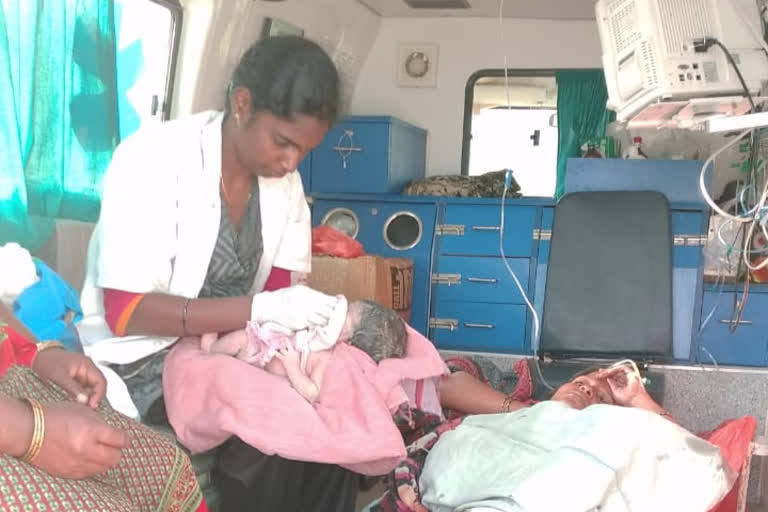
[550,371,615,410]
[231,89,330,179]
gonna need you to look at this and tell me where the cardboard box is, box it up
[307,255,413,322]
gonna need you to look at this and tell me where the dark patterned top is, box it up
[199,180,263,299]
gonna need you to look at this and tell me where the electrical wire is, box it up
[496,0,553,391]
[500,176,553,391]
[709,38,756,112]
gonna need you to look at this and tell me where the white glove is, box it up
[250,285,340,331]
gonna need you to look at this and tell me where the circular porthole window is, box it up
[321,208,360,239]
[383,211,422,251]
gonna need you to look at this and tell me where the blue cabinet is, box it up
[697,288,768,366]
[310,116,426,194]
[431,302,527,352]
[298,154,312,192]
[428,199,549,354]
[311,196,437,335]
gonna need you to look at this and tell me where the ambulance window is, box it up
[462,71,558,198]
[114,0,182,139]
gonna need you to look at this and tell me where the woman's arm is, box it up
[0,394,33,457]
[123,293,253,337]
[112,267,293,337]
[437,371,527,415]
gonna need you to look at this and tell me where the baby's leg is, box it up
[274,347,320,403]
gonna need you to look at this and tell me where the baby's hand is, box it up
[275,345,301,371]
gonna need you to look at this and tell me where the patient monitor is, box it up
[596,0,768,123]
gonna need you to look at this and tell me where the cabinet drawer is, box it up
[430,302,526,352]
[698,291,768,366]
[432,255,530,304]
[439,205,536,257]
[311,116,426,194]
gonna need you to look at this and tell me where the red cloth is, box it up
[263,267,291,291]
[311,225,364,258]
[702,416,757,512]
[0,325,37,377]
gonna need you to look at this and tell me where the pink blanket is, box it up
[163,325,449,475]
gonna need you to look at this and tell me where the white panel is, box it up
[358,0,596,19]
[349,17,602,176]
[173,0,381,116]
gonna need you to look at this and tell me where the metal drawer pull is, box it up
[718,319,754,326]
[472,226,500,232]
[333,129,363,168]
[463,323,495,329]
[467,277,498,284]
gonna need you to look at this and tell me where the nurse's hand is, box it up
[250,285,340,331]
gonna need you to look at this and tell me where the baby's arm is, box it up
[275,346,320,403]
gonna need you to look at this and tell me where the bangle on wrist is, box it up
[20,398,45,463]
[500,395,517,413]
[32,341,66,366]
[36,341,65,353]
[181,298,191,336]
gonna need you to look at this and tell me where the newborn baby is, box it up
[200,299,408,403]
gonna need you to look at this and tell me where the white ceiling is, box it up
[356,0,597,19]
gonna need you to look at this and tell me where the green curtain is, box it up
[555,70,614,198]
[0,0,118,251]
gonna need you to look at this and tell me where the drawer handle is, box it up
[333,129,363,169]
[463,323,495,329]
[718,319,754,326]
[471,225,500,232]
[467,277,499,284]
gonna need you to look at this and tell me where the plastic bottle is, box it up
[623,136,647,159]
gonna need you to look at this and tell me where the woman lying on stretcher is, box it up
[388,363,738,512]
[437,360,675,420]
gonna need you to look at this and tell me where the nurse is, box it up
[78,36,358,511]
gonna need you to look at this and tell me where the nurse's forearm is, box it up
[124,294,253,337]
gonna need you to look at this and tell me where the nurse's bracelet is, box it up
[181,298,191,336]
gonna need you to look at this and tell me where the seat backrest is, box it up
[540,190,673,360]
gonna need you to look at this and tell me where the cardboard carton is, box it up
[307,255,413,322]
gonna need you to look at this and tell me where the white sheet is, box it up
[420,401,734,512]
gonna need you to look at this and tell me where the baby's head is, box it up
[339,300,408,363]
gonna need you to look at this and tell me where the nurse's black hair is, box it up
[226,36,341,122]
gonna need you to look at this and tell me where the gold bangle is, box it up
[36,341,65,353]
[20,398,45,464]
[181,298,191,336]
[501,395,517,413]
